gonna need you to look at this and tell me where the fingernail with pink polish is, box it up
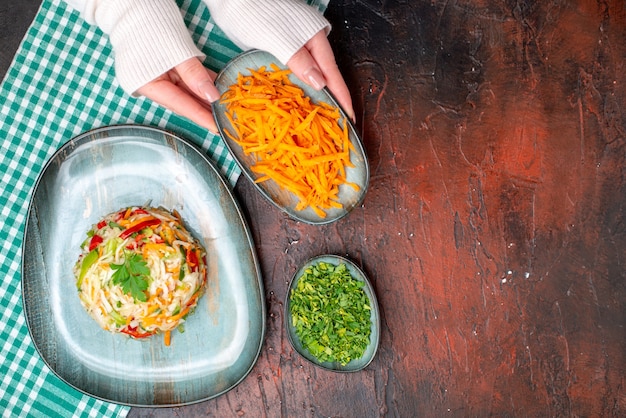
[198,80,220,103]
[303,67,326,90]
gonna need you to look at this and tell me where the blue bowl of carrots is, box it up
[212,50,369,225]
[284,254,380,372]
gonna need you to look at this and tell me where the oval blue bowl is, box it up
[212,50,369,225]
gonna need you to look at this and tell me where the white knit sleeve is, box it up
[62,0,204,95]
[204,0,331,64]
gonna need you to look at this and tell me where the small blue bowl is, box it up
[284,255,380,372]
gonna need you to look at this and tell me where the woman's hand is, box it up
[136,57,221,133]
[287,30,355,122]
[136,30,354,134]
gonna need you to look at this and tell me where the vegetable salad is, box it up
[73,206,207,346]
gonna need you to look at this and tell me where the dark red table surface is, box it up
[4,1,625,417]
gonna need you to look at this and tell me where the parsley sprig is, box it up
[289,262,372,366]
[111,251,151,302]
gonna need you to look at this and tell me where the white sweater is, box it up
[63,0,330,95]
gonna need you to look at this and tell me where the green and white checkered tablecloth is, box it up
[0,0,328,416]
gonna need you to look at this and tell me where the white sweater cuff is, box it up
[94,0,205,95]
[206,0,331,64]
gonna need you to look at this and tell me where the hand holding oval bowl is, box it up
[212,50,369,225]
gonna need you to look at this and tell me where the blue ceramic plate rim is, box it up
[212,49,369,225]
[284,254,380,372]
[21,125,266,407]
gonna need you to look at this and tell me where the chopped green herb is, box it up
[111,251,151,302]
[289,261,372,366]
[108,221,123,229]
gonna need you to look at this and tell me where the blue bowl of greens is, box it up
[285,255,380,372]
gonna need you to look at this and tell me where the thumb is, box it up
[287,32,355,122]
[287,48,327,91]
[175,57,221,103]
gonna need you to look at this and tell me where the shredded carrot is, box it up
[164,330,171,346]
[220,64,358,218]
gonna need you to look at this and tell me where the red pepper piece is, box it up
[121,325,154,339]
[186,248,199,272]
[88,235,103,251]
[119,218,161,239]
[114,209,127,221]
[132,208,149,215]
[97,220,107,229]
